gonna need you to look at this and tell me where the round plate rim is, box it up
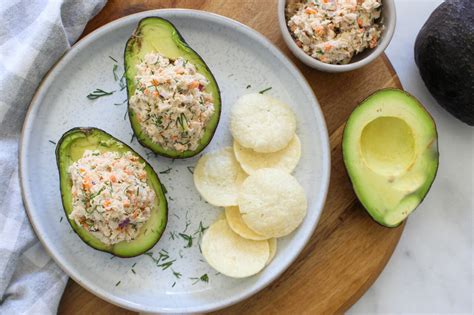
[19,8,331,313]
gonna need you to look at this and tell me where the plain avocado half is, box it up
[56,128,168,257]
[342,89,439,227]
[124,17,221,158]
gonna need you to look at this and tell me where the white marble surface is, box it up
[348,0,473,313]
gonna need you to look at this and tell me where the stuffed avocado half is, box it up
[125,17,221,158]
[343,89,439,227]
[56,128,168,257]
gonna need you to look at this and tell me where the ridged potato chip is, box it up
[201,219,269,278]
[193,147,247,206]
[233,135,301,175]
[266,238,277,266]
[239,168,307,238]
[230,93,296,153]
[225,206,269,240]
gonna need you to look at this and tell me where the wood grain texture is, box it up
[58,1,404,314]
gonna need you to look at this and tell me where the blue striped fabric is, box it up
[0,1,106,314]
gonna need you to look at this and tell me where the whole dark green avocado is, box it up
[414,0,473,126]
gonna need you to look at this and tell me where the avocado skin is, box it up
[414,0,474,126]
[124,17,222,158]
[56,127,168,258]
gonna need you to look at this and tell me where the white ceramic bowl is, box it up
[278,0,396,72]
[19,9,330,313]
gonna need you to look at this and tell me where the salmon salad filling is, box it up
[129,53,215,152]
[286,0,384,64]
[68,150,155,245]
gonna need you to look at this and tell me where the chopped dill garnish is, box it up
[182,211,191,233]
[87,88,115,100]
[179,233,193,248]
[190,274,209,285]
[115,280,121,286]
[182,221,191,233]
[119,73,127,91]
[113,64,119,81]
[110,255,115,260]
[48,140,56,145]
[114,99,127,106]
[89,187,105,200]
[145,250,172,269]
[169,231,176,240]
[215,272,221,276]
[194,221,208,238]
[172,282,176,288]
[172,213,180,219]
[59,216,63,222]
[109,56,118,63]
[159,167,172,174]
[246,84,251,89]
[186,166,195,174]
[123,108,128,120]
[130,134,136,144]
[157,259,176,270]
[131,269,136,274]
[132,262,137,268]
[200,274,209,283]
[172,269,182,279]
[157,249,170,262]
[258,87,272,94]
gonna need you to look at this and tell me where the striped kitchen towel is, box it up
[0,0,106,314]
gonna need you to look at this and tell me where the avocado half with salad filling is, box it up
[56,128,168,257]
[343,89,439,227]
[124,17,221,158]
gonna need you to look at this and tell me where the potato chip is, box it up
[233,135,301,175]
[266,238,277,266]
[193,147,247,206]
[230,93,296,153]
[225,206,269,240]
[239,168,307,238]
[201,219,269,278]
[216,211,226,221]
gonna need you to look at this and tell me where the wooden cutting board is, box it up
[58,1,404,314]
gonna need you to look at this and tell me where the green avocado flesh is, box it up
[124,17,221,158]
[56,128,168,257]
[342,89,439,227]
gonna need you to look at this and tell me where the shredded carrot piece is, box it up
[82,177,92,190]
[369,38,378,48]
[188,81,200,89]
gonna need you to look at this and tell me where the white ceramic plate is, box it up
[20,9,330,313]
